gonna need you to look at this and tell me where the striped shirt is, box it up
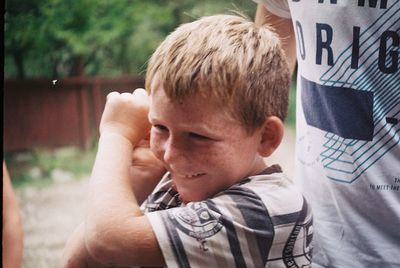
[143,165,313,268]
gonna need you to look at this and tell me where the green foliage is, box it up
[5,0,257,78]
[5,146,97,188]
[286,74,297,128]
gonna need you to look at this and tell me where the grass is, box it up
[4,145,97,189]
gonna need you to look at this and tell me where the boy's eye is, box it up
[189,132,210,141]
[153,124,168,132]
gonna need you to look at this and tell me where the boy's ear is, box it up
[257,116,284,157]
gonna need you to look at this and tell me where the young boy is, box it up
[61,14,312,267]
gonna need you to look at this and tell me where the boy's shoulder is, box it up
[220,165,308,225]
[239,165,306,217]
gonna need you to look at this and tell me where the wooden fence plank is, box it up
[4,76,145,152]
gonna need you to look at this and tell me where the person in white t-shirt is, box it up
[254,1,400,267]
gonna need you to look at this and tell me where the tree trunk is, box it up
[13,51,25,79]
[70,55,85,77]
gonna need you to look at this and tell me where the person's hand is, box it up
[100,88,150,145]
[130,138,167,204]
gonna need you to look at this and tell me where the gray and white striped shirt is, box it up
[143,165,313,268]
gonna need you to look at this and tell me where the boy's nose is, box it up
[162,138,185,165]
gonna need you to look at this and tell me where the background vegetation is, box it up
[5,0,257,78]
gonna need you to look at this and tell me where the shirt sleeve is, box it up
[145,187,275,268]
[252,0,291,18]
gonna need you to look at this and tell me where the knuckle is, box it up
[106,91,119,99]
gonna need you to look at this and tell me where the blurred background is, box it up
[4,0,296,267]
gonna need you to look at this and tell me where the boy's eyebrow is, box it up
[148,112,223,137]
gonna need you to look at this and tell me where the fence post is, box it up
[76,81,91,150]
[92,78,103,138]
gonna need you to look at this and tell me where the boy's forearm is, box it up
[85,133,142,258]
[82,90,166,266]
[84,132,164,266]
[87,133,142,222]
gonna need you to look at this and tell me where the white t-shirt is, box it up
[255,1,400,267]
[143,165,313,267]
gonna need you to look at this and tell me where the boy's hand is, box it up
[100,88,150,145]
[130,139,167,203]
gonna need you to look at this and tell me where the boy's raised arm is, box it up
[61,139,165,267]
[84,89,165,267]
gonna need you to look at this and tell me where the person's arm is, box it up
[61,223,109,268]
[3,162,24,268]
[61,133,165,267]
[84,89,165,267]
[61,142,165,268]
[255,4,297,75]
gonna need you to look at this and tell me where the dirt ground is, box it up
[16,177,89,268]
[15,128,295,268]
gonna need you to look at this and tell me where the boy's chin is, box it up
[174,185,211,204]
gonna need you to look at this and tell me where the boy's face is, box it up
[149,88,267,203]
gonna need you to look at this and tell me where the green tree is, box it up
[5,0,256,78]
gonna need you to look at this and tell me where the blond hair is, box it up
[146,14,290,134]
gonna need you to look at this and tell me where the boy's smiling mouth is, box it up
[171,171,206,179]
[184,173,206,179]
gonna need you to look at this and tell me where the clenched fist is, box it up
[100,88,151,145]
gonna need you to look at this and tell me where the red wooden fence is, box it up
[4,76,145,152]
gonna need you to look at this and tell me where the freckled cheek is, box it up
[198,147,225,166]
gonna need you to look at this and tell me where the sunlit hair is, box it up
[145,14,290,134]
